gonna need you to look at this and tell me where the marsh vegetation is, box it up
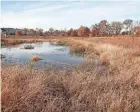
[1,36,140,112]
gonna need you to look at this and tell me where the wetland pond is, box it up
[1,42,86,69]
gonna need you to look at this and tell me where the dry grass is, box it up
[31,56,40,62]
[1,36,140,112]
[1,35,72,46]
[2,57,140,112]
[1,38,41,46]
[70,44,86,55]
[1,39,24,46]
[55,40,68,46]
[88,37,140,49]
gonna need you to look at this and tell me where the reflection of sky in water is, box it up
[2,42,65,54]
[1,42,85,67]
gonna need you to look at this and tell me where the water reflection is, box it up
[1,42,86,68]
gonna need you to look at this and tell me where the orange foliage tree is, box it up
[67,28,73,36]
[15,30,21,36]
[135,27,140,36]
[77,26,90,37]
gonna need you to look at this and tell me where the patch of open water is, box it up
[1,42,86,68]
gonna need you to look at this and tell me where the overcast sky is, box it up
[1,1,140,30]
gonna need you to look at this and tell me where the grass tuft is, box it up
[56,40,68,46]
[24,45,34,49]
[31,55,40,62]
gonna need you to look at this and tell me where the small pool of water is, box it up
[1,42,86,68]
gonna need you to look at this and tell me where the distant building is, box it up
[1,28,25,37]
[1,28,16,35]
[1,28,7,37]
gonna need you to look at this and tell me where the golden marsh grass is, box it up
[1,36,140,112]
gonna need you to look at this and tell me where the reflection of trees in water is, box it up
[69,49,85,57]
[56,48,67,52]
[23,42,43,48]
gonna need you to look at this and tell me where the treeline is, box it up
[46,19,140,37]
[66,19,140,37]
[1,19,140,37]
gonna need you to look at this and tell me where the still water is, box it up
[1,42,86,68]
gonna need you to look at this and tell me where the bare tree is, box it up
[36,28,43,36]
[49,28,54,36]
[98,20,110,36]
[111,21,123,35]
[123,19,133,34]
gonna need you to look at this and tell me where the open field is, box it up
[1,36,140,112]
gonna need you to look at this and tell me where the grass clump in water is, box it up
[56,40,68,46]
[31,55,41,62]
[24,45,34,49]
[1,54,6,59]
[70,44,86,56]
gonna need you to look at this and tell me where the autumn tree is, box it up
[132,21,140,36]
[98,20,110,36]
[77,26,90,37]
[131,20,140,35]
[135,27,140,36]
[90,20,111,36]
[67,28,73,36]
[71,30,78,37]
[15,30,21,36]
[90,24,100,36]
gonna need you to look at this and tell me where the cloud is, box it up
[1,1,140,30]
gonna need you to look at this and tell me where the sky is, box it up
[1,1,140,30]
